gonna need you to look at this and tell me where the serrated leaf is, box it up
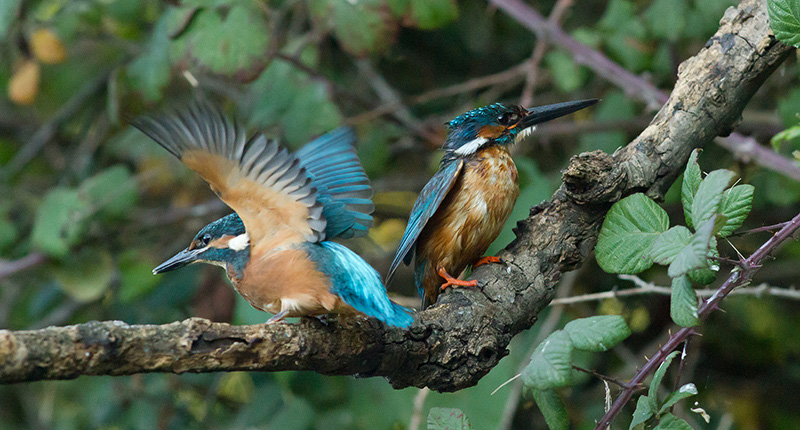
[649,350,681,407]
[691,169,735,228]
[768,0,800,48]
[531,389,568,430]
[658,383,698,416]
[54,248,114,302]
[596,193,669,274]
[653,413,694,430]
[668,216,716,278]
[717,184,754,237]
[687,238,719,285]
[80,166,138,218]
[182,6,270,80]
[522,330,574,390]
[671,276,699,327]
[651,226,692,265]
[427,407,472,430]
[681,149,702,229]
[564,316,631,352]
[630,395,655,430]
[31,188,88,258]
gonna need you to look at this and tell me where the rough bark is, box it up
[0,0,793,391]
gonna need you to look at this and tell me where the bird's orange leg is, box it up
[473,256,502,267]
[438,267,478,291]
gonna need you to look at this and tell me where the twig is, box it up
[731,220,793,236]
[518,0,573,107]
[595,212,800,429]
[0,253,47,281]
[408,387,431,430]
[491,0,800,183]
[548,275,800,305]
[572,365,642,391]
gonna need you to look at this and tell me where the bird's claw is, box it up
[473,256,503,267]
[438,267,479,291]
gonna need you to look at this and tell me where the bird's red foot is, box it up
[438,267,478,291]
[473,256,502,267]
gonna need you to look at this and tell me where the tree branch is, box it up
[491,0,800,182]
[0,0,793,391]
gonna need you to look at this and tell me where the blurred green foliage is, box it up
[1,0,800,429]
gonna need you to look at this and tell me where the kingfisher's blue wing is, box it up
[295,128,374,240]
[384,159,464,285]
[304,242,413,327]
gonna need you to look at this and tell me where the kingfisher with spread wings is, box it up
[385,100,598,308]
[133,102,412,327]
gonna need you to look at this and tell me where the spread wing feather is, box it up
[295,128,375,239]
[132,102,327,244]
[384,159,464,284]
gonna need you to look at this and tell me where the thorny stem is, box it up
[595,212,800,430]
[572,365,643,391]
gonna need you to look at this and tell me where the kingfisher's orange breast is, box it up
[416,145,520,302]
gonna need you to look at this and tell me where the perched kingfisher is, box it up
[385,99,598,308]
[133,102,412,327]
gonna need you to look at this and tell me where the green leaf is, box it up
[771,124,800,151]
[427,407,472,430]
[630,395,655,430]
[671,276,699,327]
[31,188,88,258]
[531,389,568,430]
[644,0,688,41]
[681,149,702,229]
[599,0,649,72]
[54,248,114,302]
[649,350,681,406]
[182,6,270,79]
[687,238,719,285]
[658,383,698,416]
[0,213,17,252]
[126,14,170,101]
[546,51,586,93]
[653,413,694,430]
[118,250,160,303]
[691,169,735,229]
[409,0,458,30]
[651,226,692,266]
[596,193,670,274]
[80,166,138,218]
[768,0,800,48]
[310,0,397,56]
[717,184,754,237]
[522,330,574,390]
[248,49,343,145]
[563,315,631,352]
[667,216,716,278]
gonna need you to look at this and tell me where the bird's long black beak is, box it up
[153,248,201,274]
[519,99,599,129]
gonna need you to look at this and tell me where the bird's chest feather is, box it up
[422,145,520,265]
[229,246,349,317]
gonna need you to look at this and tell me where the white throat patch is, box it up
[454,136,489,156]
[228,233,250,251]
[514,125,537,144]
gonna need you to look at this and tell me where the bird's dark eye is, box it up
[497,112,517,125]
[200,234,212,246]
